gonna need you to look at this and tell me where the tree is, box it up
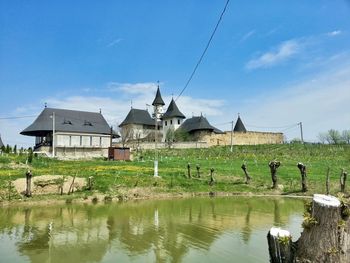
[342,130,350,144]
[327,129,341,144]
[165,128,175,148]
[318,132,328,144]
[174,128,191,142]
[13,145,17,155]
[119,126,134,148]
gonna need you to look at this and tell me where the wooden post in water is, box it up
[241,163,251,184]
[267,227,293,263]
[297,162,307,192]
[196,164,201,178]
[340,169,347,193]
[269,161,281,189]
[187,163,191,179]
[25,170,32,197]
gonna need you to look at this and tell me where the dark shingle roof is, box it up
[20,108,112,136]
[0,135,4,148]
[119,108,155,127]
[234,116,247,132]
[162,99,185,119]
[152,87,165,106]
[180,116,223,134]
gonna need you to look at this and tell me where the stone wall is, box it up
[202,131,284,146]
[116,141,208,150]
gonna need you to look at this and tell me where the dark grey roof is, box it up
[119,108,155,127]
[234,116,247,132]
[179,116,223,134]
[0,135,4,148]
[152,87,165,106]
[20,108,112,136]
[162,99,185,119]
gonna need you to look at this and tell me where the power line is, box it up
[175,0,230,101]
[245,123,299,129]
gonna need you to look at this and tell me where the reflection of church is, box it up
[0,198,302,263]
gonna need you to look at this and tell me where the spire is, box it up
[152,84,165,106]
[162,98,185,119]
[233,115,247,132]
[0,134,4,148]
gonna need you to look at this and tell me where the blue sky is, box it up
[1,0,350,147]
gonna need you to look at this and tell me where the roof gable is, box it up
[162,99,185,119]
[119,108,155,127]
[20,108,111,136]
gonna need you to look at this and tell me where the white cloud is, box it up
[106,38,123,47]
[239,56,350,141]
[246,39,301,70]
[327,30,342,37]
[239,30,255,43]
[107,82,158,95]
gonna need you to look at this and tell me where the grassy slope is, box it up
[0,144,349,200]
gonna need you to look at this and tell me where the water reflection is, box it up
[0,197,304,263]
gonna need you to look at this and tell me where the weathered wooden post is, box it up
[25,170,32,197]
[187,163,191,179]
[209,168,215,186]
[241,163,251,184]
[340,169,347,193]
[269,161,281,189]
[267,227,293,263]
[326,167,330,195]
[196,164,201,178]
[297,162,307,192]
[87,176,94,190]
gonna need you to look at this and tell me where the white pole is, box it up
[154,108,159,177]
[52,112,55,158]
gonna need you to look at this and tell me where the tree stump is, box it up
[269,161,281,189]
[241,163,251,184]
[187,163,191,179]
[267,194,350,263]
[296,194,349,263]
[340,169,347,193]
[25,170,32,197]
[267,227,293,263]
[297,162,307,192]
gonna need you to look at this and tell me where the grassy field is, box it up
[0,144,349,201]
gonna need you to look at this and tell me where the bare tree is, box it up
[342,130,350,144]
[119,126,134,147]
[327,129,341,144]
[318,132,328,144]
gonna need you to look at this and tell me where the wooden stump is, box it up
[269,161,281,189]
[297,162,307,192]
[241,163,251,184]
[267,227,293,263]
[296,194,350,263]
[196,164,201,178]
[209,168,215,186]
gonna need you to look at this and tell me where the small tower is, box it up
[152,84,165,120]
[162,98,186,141]
[234,114,247,132]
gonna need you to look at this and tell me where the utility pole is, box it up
[299,122,304,144]
[230,120,234,152]
[52,112,55,157]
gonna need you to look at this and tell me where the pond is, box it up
[0,196,306,263]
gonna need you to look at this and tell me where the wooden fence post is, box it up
[187,163,191,179]
[25,170,32,197]
[340,169,347,193]
[209,168,215,186]
[269,161,281,189]
[241,163,251,184]
[297,162,307,192]
[196,164,201,178]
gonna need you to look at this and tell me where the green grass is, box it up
[0,143,349,201]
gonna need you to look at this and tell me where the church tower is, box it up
[152,84,165,120]
[162,98,185,142]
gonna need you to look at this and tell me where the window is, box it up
[80,136,82,146]
[178,119,180,125]
[165,121,167,126]
[69,136,72,146]
[84,120,93,126]
[100,137,102,146]
[90,136,92,146]
[170,120,173,125]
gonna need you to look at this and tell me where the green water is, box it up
[0,197,305,263]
